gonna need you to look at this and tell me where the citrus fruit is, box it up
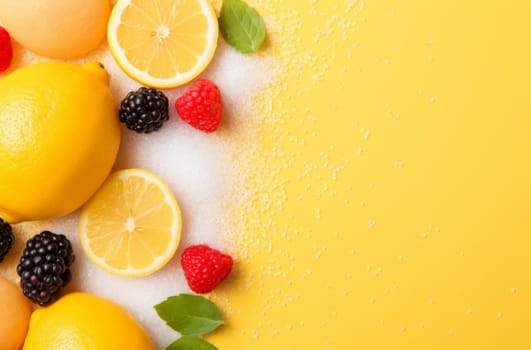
[23,292,155,350]
[107,0,218,88]
[79,169,182,277]
[0,62,120,223]
[0,0,110,59]
[0,277,32,350]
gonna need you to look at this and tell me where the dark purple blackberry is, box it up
[0,218,14,263]
[119,87,169,133]
[17,231,75,306]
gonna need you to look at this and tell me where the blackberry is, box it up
[17,231,75,306]
[119,87,169,133]
[0,218,14,263]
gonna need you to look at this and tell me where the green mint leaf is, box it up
[219,0,267,54]
[167,336,218,350]
[154,294,224,336]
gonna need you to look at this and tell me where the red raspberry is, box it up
[181,245,233,294]
[0,26,13,73]
[175,78,223,133]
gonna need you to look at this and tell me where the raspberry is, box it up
[0,26,13,73]
[175,79,223,133]
[181,245,233,294]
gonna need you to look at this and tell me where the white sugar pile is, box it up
[9,39,274,349]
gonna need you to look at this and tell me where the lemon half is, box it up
[79,169,182,277]
[107,0,219,88]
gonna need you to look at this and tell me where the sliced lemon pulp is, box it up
[79,169,182,277]
[107,0,218,88]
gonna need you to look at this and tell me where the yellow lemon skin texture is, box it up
[0,62,120,223]
[0,0,110,59]
[23,292,155,350]
[0,277,32,350]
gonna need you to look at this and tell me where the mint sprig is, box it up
[167,336,219,350]
[154,294,224,349]
[219,0,267,54]
[155,294,223,336]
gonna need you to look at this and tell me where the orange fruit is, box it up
[0,0,110,59]
[0,278,32,350]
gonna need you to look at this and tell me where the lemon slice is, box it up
[79,169,182,277]
[107,0,218,88]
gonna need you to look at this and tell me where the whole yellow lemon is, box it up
[0,62,120,223]
[0,0,110,59]
[0,277,32,350]
[23,292,155,350]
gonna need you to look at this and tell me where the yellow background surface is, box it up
[211,0,531,349]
